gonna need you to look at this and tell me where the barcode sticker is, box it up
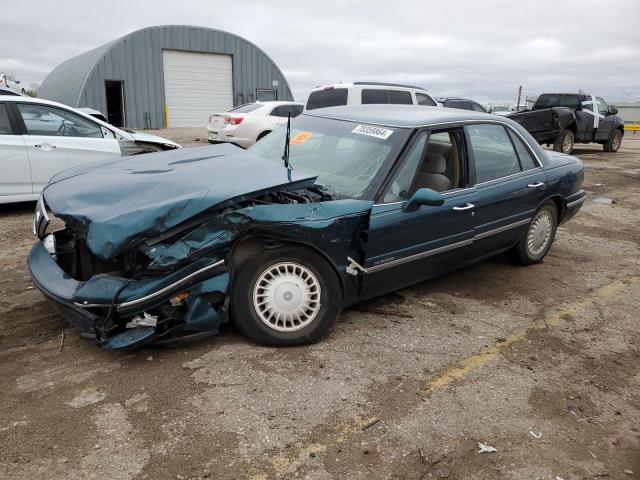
[351,124,393,140]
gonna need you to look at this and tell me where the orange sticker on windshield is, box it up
[290,131,313,145]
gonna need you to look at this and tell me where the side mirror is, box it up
[609,107,618,115]
[403,188,445,212]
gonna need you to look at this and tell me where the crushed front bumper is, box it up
[28,240,230,349]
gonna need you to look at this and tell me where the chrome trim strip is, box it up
[474,218,531,240]
[366,238,473,273]
[75,259,226,310]
[566,196,587,208]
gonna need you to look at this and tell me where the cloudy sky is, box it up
[2,0,639,104]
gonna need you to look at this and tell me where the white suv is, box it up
[0,74,25,94]
[305,82,438,110]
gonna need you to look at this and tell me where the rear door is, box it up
[0,102,32,197]
[466,123,547,257]
[15,103,121,193]
[362,127,477,298]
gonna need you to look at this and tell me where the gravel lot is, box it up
[1,133,639,480]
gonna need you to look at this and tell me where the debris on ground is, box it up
[478,442,497,453]
[529,430,542,439]
[592,197,616,204]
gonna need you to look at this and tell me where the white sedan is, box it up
[0,96,180,204]
[207,101,304,148]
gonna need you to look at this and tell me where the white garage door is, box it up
[162,50,233,127]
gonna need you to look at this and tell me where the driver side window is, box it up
[16,104,104,138]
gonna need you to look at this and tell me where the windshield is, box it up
[230,103,263,113]
[249,115,409,199]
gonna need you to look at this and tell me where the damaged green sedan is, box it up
[28,105,585,349]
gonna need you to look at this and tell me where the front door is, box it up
[465,123,547,257]
[361,127,478,299]
[0,102,32,197]
[15,103,121,193]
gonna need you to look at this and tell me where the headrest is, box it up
[423,153,447,174]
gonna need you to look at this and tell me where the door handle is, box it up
[452,203,475,211]
[34,143,56,150]
[527,182,544,188]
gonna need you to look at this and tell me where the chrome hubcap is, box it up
[253,262,321,332]
[563,135,572,152]
[527,210,553,256]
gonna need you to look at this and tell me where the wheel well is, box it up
[257,130,272,141]
[229,235,345,297]
[548,195,565,222]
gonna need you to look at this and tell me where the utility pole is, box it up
[515,86,523,112]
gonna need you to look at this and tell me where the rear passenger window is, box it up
[361,89,387,104]
[388,90,412,105]
[0,104,13,134]
[507,129,538,170]
[416,93,436,106]
[467,124,522,183]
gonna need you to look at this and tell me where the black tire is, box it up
[21,88,25,94]
[231,244,342,346]
[511,201,558,266]
[553,130,574,154]
[256,130,271,142]
[603,129,622,153]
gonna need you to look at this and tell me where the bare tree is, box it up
[25,82,39,97]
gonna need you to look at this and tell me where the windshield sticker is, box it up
[290,131,313,145]
[351,124,393,140]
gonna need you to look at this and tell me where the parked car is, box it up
[77,107,108,123]
[0,74,25,94]
[488,104,511,116]
[207,101,304,148]
[507,93,624,154]
[28,105,585,349]
[0,86,23,96]
[0,96,180,204]
[437,97,487,112]
[305,82,438,110]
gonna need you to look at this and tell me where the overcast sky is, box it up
[2,0,639,104]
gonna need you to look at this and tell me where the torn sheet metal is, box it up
[42,143,317,260]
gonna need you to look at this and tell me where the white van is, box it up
[305,82,439,110]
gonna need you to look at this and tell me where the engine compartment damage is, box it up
[30,181,372,349]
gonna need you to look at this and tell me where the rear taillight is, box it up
[224,116,244,125]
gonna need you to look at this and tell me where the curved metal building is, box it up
[39,25,293,128]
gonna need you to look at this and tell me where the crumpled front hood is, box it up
[129,131,181,148]
[43,143,316,260]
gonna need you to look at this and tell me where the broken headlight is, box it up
[33,195,49,239]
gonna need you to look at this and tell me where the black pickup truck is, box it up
[507,93,624,154]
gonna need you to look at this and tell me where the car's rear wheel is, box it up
[511,202,558,265]
[603,129,622,152]
[231,245,341,346]
[553,130,574,154]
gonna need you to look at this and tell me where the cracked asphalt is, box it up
[1,131,639,480]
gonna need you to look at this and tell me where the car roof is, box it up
[0,86,22,96]
[312,83,429,92]
[303,104,500,128]
[0,96,68,106]
[254,101,304,106]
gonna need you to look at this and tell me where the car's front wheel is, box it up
[231,245,342,346]
[553,130,574,154]
[511,202,558,265]
[603,129,622,152]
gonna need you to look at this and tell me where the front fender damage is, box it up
[66,200,372,349]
